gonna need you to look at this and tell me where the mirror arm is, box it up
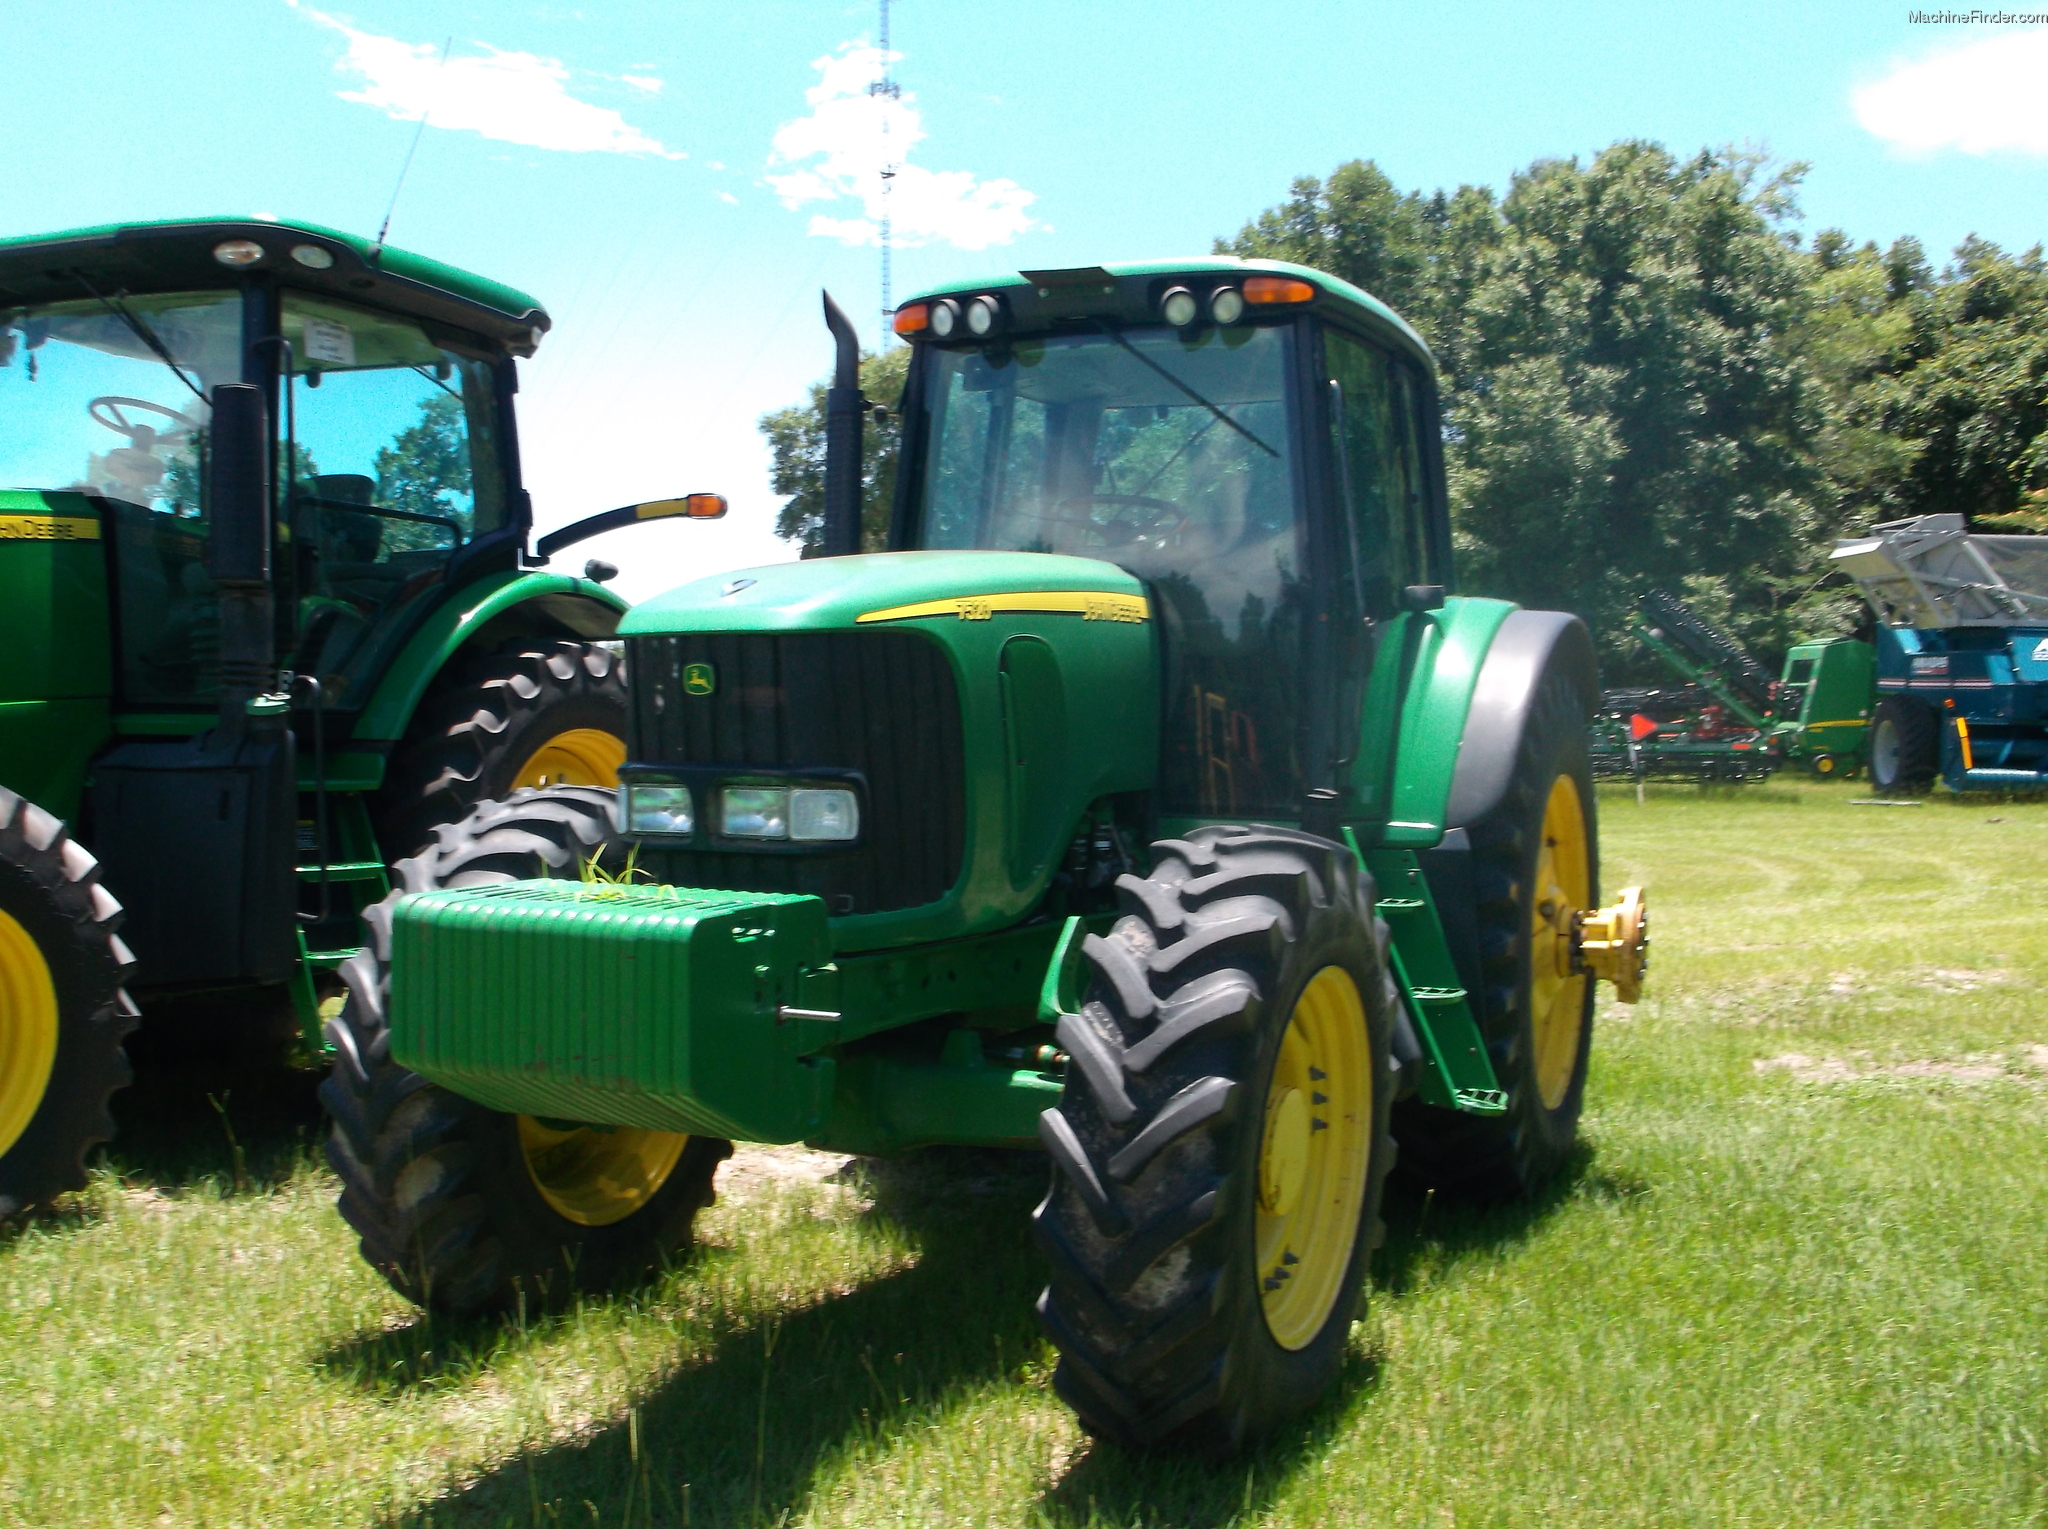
[530,496,727,565]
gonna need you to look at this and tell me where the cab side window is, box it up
[1326,330,1427,617]
[281,295,505,701]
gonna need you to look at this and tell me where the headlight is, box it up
[622,782,694,836]
[1160,286,1199,327]
[965,295,1001,336]
[1210,286,1245,325]
[721,786,789,839]
[929,298,962,339]
[790,788,860,841]
[718,784,860,842]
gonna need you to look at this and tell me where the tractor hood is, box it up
[616,550,1161,948]
[621,549,1151,635]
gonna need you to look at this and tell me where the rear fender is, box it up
[1366,596,1518,847]
[1440,609,1600,830]
[352,572,628,741]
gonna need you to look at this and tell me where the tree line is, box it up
[762,141,2048,672]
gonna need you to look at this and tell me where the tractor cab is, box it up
[0,219,549,724]
[885,260,1450,828]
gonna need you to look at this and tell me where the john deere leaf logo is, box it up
[683,662,717,696]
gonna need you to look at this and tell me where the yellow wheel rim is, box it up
[511,728,625,791]
[1256,965,1373,1351]
[515,1116,691,1227]
[0,909,60,1161]
[1531,773,1592,1110]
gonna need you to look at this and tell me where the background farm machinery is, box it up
[1591,589,1872,783]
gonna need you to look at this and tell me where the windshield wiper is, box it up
[1092,320,1277,458]
[71,274,207,403]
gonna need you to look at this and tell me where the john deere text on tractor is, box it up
[0,217,723,1217]
[324,260,1648,1451]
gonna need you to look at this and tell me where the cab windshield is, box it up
[0,290,237,514]
[913,323,1307,815]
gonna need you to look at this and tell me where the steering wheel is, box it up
[90,396,198,448]
[1049,493,1189,549]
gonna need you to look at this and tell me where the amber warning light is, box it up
[1244,276,1316,305]
[634,494,729,520]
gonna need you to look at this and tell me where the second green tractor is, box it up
[325,260,1648,1451]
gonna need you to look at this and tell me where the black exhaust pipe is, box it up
[820,291,865,557]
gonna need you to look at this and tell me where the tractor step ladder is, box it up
[1353,836,1508,1115]
[288,793,391,1045]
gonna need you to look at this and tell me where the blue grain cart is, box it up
[1833,514,2048,792]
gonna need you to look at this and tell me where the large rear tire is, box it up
[0,788,138,1218]
[1394,667,1597,1198]
[1869,696,1938,795]
[320,786,728,1314]
[372,640,628,861]
[1034,826,1396,1453]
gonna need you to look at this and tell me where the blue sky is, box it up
[7,1,2046,599]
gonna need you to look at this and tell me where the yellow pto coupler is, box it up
[1574,885,1651,1004]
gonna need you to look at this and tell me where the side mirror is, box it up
[207,383,271,587]
[530,493,727,564]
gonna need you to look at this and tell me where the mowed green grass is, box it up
[5,779,2048,1527]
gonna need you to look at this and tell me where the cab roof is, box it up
[0,217,549,356]
[902,256,1435,375]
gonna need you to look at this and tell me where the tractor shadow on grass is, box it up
[377,1147,1060,1527]
[2,992,327,1253]
[363,1145,1618,1528]
[102,991,328,1195]
[1375,1141,1640,1296]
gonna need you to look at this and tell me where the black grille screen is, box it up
[627,630,966,914]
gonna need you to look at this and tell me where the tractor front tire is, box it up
[373,640,628,861]
[1034,826,1396,1453]
[1394,666,1598,1198]
[0,788,137,1218]
[321,786,728,1314]
[1869,696,1939,795]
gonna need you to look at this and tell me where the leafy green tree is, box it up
[759,346,909,556]
[375,391,472,551]
[1846,238,2048,532]
[1227,143,1826,669]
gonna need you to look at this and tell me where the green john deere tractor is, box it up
[323,260,1649,1451]
[0,217,724,1218]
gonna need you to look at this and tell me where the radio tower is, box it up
[868,0,900,342]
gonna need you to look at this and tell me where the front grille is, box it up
[626,630,966,915]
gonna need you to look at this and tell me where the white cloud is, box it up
[767,43,1035,250]
[719,191,739,205]
[620,74,663,94]
[293,2,681,158]
[1854,26,2048,156]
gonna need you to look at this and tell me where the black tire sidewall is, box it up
[1215,893,1395,1422]
[1870,697,1937,793]
[324,786,727,1314]
[470,691,625,803]
[463,1109,732,1303]
[1501,696,1599,1167]
[0,838,131,1210]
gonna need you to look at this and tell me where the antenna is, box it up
[867,0,900,342]
[373,35,453,260]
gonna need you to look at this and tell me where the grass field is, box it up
[5,779,2047,1527]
